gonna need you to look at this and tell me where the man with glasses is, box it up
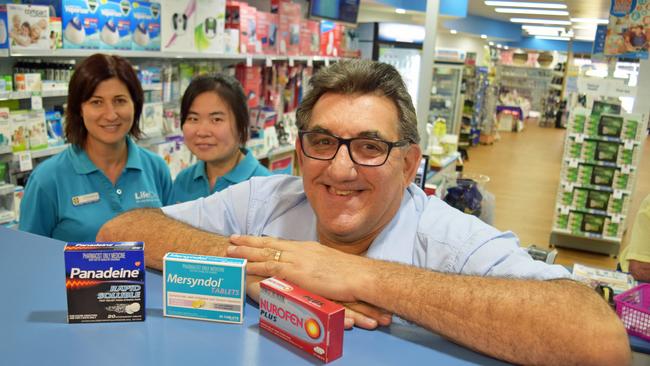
[98,60,629,365]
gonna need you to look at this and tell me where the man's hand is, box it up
[228,235,393,329]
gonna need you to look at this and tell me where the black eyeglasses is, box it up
[298,130,412,167]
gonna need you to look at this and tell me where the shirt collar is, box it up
[69,137,142,175]
[193,148,259,184]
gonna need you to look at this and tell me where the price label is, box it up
[265,57,272,68]
[613,190,623,199]
[307,57,313,67]
[568,159,579,168]
[325,58,330,67]
[560,206,570,215]
[611,215,621,224]
[18,151,33,172]
[288,57,295,67]
[624,140,634,150]
[31,95,43,110]
[575,134,584,143]
[246,55,253,67]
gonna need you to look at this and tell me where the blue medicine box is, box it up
[164,252,246,324]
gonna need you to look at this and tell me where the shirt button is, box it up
[116,189,123,195]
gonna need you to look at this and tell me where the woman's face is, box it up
[80,77,134,148]
[182,91,241,165]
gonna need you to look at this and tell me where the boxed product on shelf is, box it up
[97,0,131,50]
[0,5,8,50]
[161,0,195,52]
[225,1,253,54]
[299,19,319,56]
[9,112,29,152]
[62,0,100,49]
[7,4,50,50]
[223,27,239,53]
[49,16,62,49]
[562,163,632,191]
[140,102,163,136]
[275,0,300,56]
[320,20,341,57]
[0,75,12,91]
[194,0,225,53]
[26,110,48,151]
[340,24,360,58]
[567,138,640,166]
[130,0,161,51]
[236,64,261,108]
[0,108,9,149]
[256,11,278,55]
[268,151,293,175]
[13,73,42,92]
[559,187,629,215]
[12,185,23,222]
[554,210,622,239]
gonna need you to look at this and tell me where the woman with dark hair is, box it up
[169,74,269,203]
[19,54,172,241]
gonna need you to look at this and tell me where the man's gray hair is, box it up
[296,59,420,144]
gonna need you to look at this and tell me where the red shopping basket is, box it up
[614,283,650,341]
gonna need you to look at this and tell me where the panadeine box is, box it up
[163,252,246,323]
[259,277,344,363]
[64,242,145,323]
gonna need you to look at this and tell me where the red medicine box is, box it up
[259,277,344,363]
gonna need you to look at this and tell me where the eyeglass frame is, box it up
[298,130,414,167]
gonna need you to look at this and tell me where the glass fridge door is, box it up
[378,45,422,103]
[429,64,463,135]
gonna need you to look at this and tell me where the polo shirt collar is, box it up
[193,148,258,184]
[69,137,142,175]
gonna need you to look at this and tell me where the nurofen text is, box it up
[163,252,246,323]
[259,277,344,363]
[64,242,145,323]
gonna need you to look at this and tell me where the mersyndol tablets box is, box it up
[259,277,345,363]
[163,252,246,324]
[64,242,145,323]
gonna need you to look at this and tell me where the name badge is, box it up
[72,192,100,206]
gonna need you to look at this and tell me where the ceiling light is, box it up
[481,34,488,39]
[485,1,567,9]
[497,44,503,48]
[571,18,608,24]
[496,8,569,16]
[489,41,495,46]
[535,35,571,41]
[511,18,572,25]
[572,24,598,30]
[574,35,596,41]
[450,29,457,34]
[395,8,406,14]
[504,45,510,49]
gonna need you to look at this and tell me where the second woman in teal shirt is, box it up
[170,74,270,203]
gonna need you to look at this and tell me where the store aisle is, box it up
[463,122,650,269]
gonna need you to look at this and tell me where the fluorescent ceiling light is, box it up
[497,44,503,48]
[511,18,572,25]
[522,25,566,32]
[536,35,571,41]
[572,24,597,30]
[450,29,457,34]
[485,1,567,9]
[571,18,608,24]
[574,35,596,41]
[504,45,510,49]
[395,8,406,14]
[496,8,569,16]
[489,41,495,46]
[481,34,488,39]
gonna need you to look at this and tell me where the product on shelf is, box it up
[7,4,50,51]
[48,16,62,49]
[194,0,225,53]
[140,102,164,136]
[62,0,99,49]
[274,0,301,56]
[256,11,278,55]
[0,108,9,149]
[161,0,195,52]
[0,5,10,50]
[97,0,131,50]
[130,0,161,51]
[319,20,340,57]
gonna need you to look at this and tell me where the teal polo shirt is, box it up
[169,148,270,204]
[19,137,172,242]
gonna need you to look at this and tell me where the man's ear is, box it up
[403,143,422,185]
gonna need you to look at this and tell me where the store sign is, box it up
[577,77,637,98]
[604,0,649,59]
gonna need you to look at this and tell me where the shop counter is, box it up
[0,226,510,366]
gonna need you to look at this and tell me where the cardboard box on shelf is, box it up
[161,0,195,52]
[97,0,131,50]
[195,0,225,53]
[62,0,99,49]
[130,0,160,51]
[8,4,50,51]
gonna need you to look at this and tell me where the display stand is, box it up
[550,80,647,254]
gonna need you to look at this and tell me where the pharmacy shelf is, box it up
[14,144,68,161]
[6,49,342,63]
[253,144,295,160]
[0,183,15,196]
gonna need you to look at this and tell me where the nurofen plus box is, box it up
[64,242,145,323]
[163,253,246,323]
[259,277,344,363]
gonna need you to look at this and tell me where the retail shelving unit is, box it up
[550,103,647,255]
[430,61,464,135]
[496,64,553,116]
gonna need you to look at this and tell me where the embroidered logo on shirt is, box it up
[134,191,160,204]
[72,192,100,206]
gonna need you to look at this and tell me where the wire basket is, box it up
[614,283,650,341]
